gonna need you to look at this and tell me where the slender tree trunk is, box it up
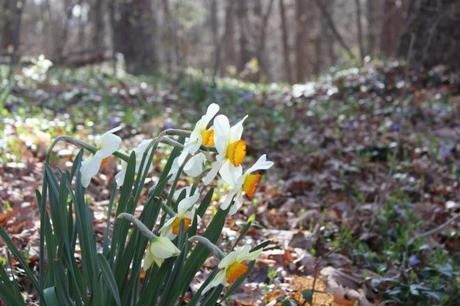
[366,0,377,56]
[314,0,355,61]
[237,0,251,72]
[380,0,404,58]
[210,0,221,82]
[91,0,105,52]
[256,0,275,81]
[222,0,237,74]
[397,0,460,71]
[279,0,292,83]
[295,0,313,82]
[1,0,26,61]
[355,0,365,62]
[112,0,157,74]
[323,0,336,67]
[162,0,173,73]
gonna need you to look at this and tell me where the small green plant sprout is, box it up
[0,102,273,305]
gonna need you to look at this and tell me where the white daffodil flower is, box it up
[160,191,200,239]
[80,126,122,187]
[204,114,248,186]
[181,103,219,158]
[169,104,219,181]
[168,152,207,182]
[143,236,181,270]
[222,154,273,215]
[115,139,153,188]
[202,245,262,294]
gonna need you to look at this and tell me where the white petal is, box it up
[202,160,222,185]
[105,126,122,134]
[246,154,274,174]
[115,162,127,188]
[135,139,152,155]
[228,193,244,215]
[153,256,164,267]
[177,191,200,214]
[203,103,220,126]
[150,237,181,259]
[174,186,193,201]
[221,190,238,211]
[230,115,248,141]
[214,115,231,154]
[218,251,238,269]
[143,248,155,271]
[80,155,103,187]
[159,216,176,236]
[237,245,263,261]
[98,132,122,158]
[202,269,226,294]
[219,160,242,186]
[168,157,180,182]
[184,153,206,177]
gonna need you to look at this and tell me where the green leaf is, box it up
[0,227,42,300]
[0,265,25,306]
[173,207,229,300]
[43,287,60,306]
[97,254,121,306]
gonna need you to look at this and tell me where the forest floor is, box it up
[1,63,460,305]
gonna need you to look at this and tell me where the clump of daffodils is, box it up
[79,103,273,296]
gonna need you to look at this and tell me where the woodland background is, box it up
[1,0,460,305]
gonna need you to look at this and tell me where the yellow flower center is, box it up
[242,173,261,199]
[171,217,192,235]
[226,262,248,284]
[226,140,246,166]
[201,128,215,147]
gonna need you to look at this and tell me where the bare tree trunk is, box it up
[210,0,222,82]
[256,0,275,81]
[1,0,26,79]
[52,0,74,63]
[1,0,26,60]
[279,0,292,83]
[162,0,173,73]
[91,0,105,52]
[366,0,378,56]
[237,0,251,72]
[295,0,313,82]
[355,0,365,62]
[112,0,157,74]
[323,0,336,67]
[222,0,237,73]
[77,0,86,49]
[314,0,356,61]
[397,0,460,71]
[380,0,405,58]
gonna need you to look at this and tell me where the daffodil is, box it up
[160,190,200,239]
[115,139,153,188]
[222,154,273,214]
[203,114,248,185]
[168,152,207,181]
[80,126,122,187]
[202,245,262,294]
[169,104,219,181]
[143,236,181,270]
[182,103,220,156]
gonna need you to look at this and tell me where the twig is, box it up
[314,0,356,60]
[409,213,460,244]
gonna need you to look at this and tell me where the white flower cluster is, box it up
[79,103,273,291]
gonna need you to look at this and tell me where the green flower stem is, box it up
[118,213,157,241]
[161,202,176,217]
[45,136,130,163]
[188,235,225,259]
